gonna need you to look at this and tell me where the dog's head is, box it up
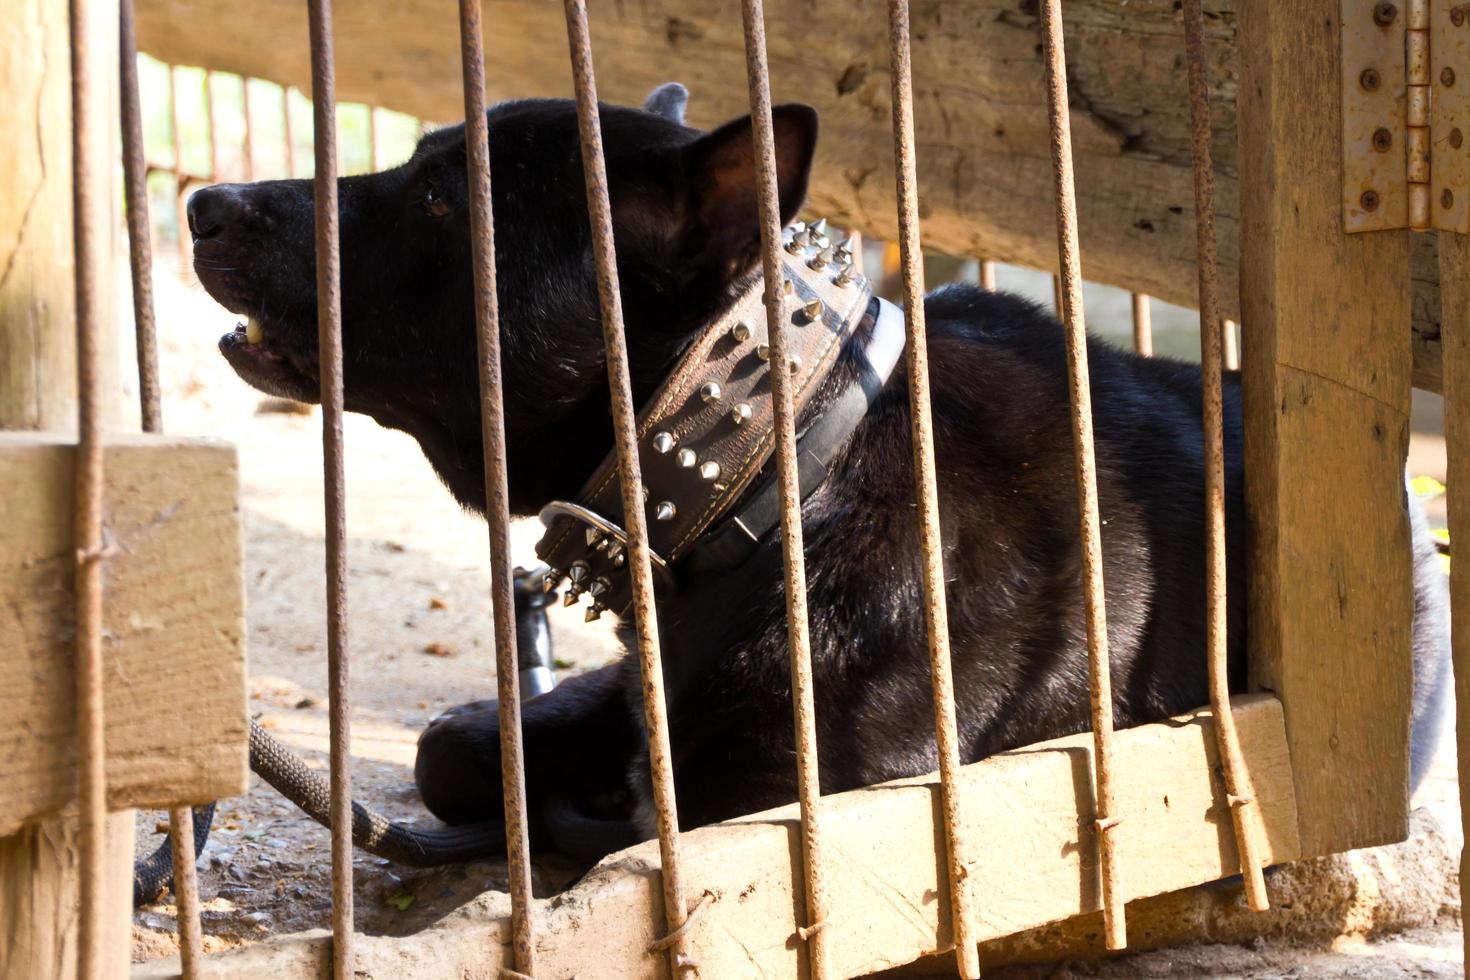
[189,84,817,514]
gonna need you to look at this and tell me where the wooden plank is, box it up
[1238,0,1414,857]
[0,432,248,835]
[137,696,1299,979]
[129,0,1448,392]
[1436,230,1470,973]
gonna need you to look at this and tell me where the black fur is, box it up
[188,90,1448,861]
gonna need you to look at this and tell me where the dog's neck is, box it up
[533,220,905,619]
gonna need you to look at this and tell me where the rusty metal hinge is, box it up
[1343,0,1470,232]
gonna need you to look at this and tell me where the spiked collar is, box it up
[534,221,904,619]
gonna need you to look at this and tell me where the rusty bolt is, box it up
[1372,127,1393,151]
[1360,68,1382,91]
[1374,2,1397,25]
[1454,7,1466,26]
[1361,189,1381,211]
[1445,67,1458,86]
[1445,189,1456,209]
[1453,128,1465,148]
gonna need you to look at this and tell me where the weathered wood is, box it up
[135,696,1299,979]
[1436,230,1470,973]
[0,810,135,980]
[0,432,249,837]
[1238,0,1414,857]
[130,0,1448,391]
[0,0,120,430]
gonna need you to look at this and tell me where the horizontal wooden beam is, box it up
[138,695,1298,979]
[132,0,1444,391]
[0,433,248,836]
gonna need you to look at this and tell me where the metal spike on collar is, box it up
[542,567,562,593]
[608,544,626,567]
[568,560,590,585]
[700,380,723,403]
[588,576,611,599]
[585,527,604,548]
[676,448,697,468]
[782,278,795,296]
[652,431,675,454]
[731,402,753,425]
[756,344,771,362]
[563,584,584,607]
[731,320,752,343]
[807,247,834,271]
[699,460,721,481]
[801,298,824,322]
[834,261,858,287]
[655,500,677,521]
[808,217,828,238]
[584,601,608,623]
[789,354,802,372]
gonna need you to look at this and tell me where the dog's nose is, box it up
[186,184,251,241]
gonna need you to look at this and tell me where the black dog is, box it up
[188,84,1449,861]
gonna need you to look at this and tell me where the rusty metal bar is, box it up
[1132,293,1153,357]
[560,1,691,971]
[1039,0,1127,950]
[305,0,356,973]
[121,6,207,973]
[368,105,382,171]
[456,1,538,973]
[282,85,296,178]
[979,258,996,291]
[242,77,255,181]
[1222,318,1240,371]
[69,0,108,972]
[1181,0,1270,912]
[120,0,162,434]
[737,2,832,974]
[885,2,981,975]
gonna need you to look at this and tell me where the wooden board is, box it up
[128,0,1451,392]
[0,432,248,836]
[135,696,1299,979]
[1238,0,1414,857]
[1436,230,1470,972]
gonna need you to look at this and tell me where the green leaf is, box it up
[1411,475,1447,499]
[385,889,415,911]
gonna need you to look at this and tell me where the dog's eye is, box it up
[422,186,450,218]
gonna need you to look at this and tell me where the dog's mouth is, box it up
[216,311,321,404]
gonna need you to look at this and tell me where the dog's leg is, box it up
[415,662,638,842]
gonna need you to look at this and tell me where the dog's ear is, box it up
[673,104,818,283]
[643,82,689,125]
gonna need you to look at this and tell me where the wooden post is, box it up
[0,0,132,976]
[1238,0,1414,856]
[1437,231,1470,972]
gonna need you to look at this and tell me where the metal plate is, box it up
[1342,0,1409,232]
[1433,0,1470,232]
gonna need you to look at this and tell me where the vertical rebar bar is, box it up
[885,2,981,974]
[560,1,691,971]
[1181,0,1270,912]
[979,259,997,291]
[368,105,382,172]
[456,0,538,973]
[204,69,219,182]
[169,65,189,273]
[282,85,296,178]
[305,0,356,972]
[1132,293,1153,357]
[69,0,107,973]
[737,2,831,974]
[121,4,207,973]
[1038,0,1127,949]
[1222,318,1240,371]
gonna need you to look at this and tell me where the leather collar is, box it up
[534,221,904,619]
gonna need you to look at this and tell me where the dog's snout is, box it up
[186,184,252,242]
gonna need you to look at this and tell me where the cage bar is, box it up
[1223,318,1240,371]
[979,258,997,291]
[559,1,693,971]
[1181,0,1270,911]
[304,0,357,973]
[1132,293,1153,356]
[242,76,255,181]
[736,1,833,975]
[455,0,539,973]
[169,65,189,272]
[885,1,982,974]
[69,0,109,972]
[1038,0,1128,949]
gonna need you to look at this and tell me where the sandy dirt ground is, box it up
[128,251,1464,976]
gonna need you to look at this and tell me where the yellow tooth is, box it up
[245,317,264,344]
